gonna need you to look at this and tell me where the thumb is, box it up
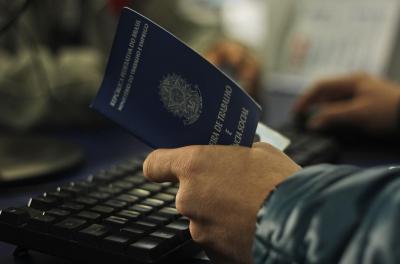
[143,148,181,183]
[307,101,358,130]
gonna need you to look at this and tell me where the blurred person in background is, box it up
[0,0,225,131]
[0,0,117,130]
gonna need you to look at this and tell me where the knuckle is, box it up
[174,146,203,176]
[189,222,205,244]
[253,142,277,156]
[175,188,189,216]
[254,141,274,150]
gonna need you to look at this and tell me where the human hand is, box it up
[294,73,400,134]
[143,143,300,263]
[204,41,261,100]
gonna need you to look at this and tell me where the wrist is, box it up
[258,164,300,206]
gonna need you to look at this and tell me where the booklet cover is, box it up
[91,8,261,148]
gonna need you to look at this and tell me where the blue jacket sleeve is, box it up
[253,164,400,264]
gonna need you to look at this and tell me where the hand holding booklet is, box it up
[92,8,289,151]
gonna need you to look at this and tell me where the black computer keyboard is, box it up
[281,125,340,166]
[0,159,202,263]
[0,126,339,263]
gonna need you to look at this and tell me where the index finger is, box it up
[294,74,363,114]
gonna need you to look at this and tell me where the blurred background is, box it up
[1,0,400,182]
[0,0,263,131]
[1,0,400,131]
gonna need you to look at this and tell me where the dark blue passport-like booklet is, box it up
[91,8,261,148]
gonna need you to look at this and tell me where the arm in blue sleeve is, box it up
[253,164,400,264]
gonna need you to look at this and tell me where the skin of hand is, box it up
[294,73,400,134]
[204,41,261,100]
[143,143,300,264]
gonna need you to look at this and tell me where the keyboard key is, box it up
[127,236,174,261]
[91,171,115,182]
[129,204,153,215]
[77,224,109,245]
[115,194,139,204]
[117,210,140,220]
[91,205,115,215]
[104,200,127,209]
[166,220,190,240]
[103,216,128,228]
[160,182,173,187]
[101,235,131,253]
[112,180,134,190]
[76,211,101,221]
[127,188,151,198]
[27,214,56,232]
[0,207,29,226]
[180,216,190,221]
[152,193,175,203]
[88,191,111,200]
[124,175,146,185]
[141,198,165,208]
[74,181,96,190]
[58,186,84,196]
[45,209,71,220]
[120,226,147,241]
[145,214,171,225]
[150,228,181,246]
[131,221,158,232]
[118,160,142,173]
[74,197,98,206]
[53,217,87,239]
[140,183,163,193]
[158,207,179,219]
[60,202,85,212]
[46,191,72,200]
[98,185,123,195]
[28,196,60,210]
[164,187,179,195]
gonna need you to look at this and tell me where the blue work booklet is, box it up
[91,8,261,148]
